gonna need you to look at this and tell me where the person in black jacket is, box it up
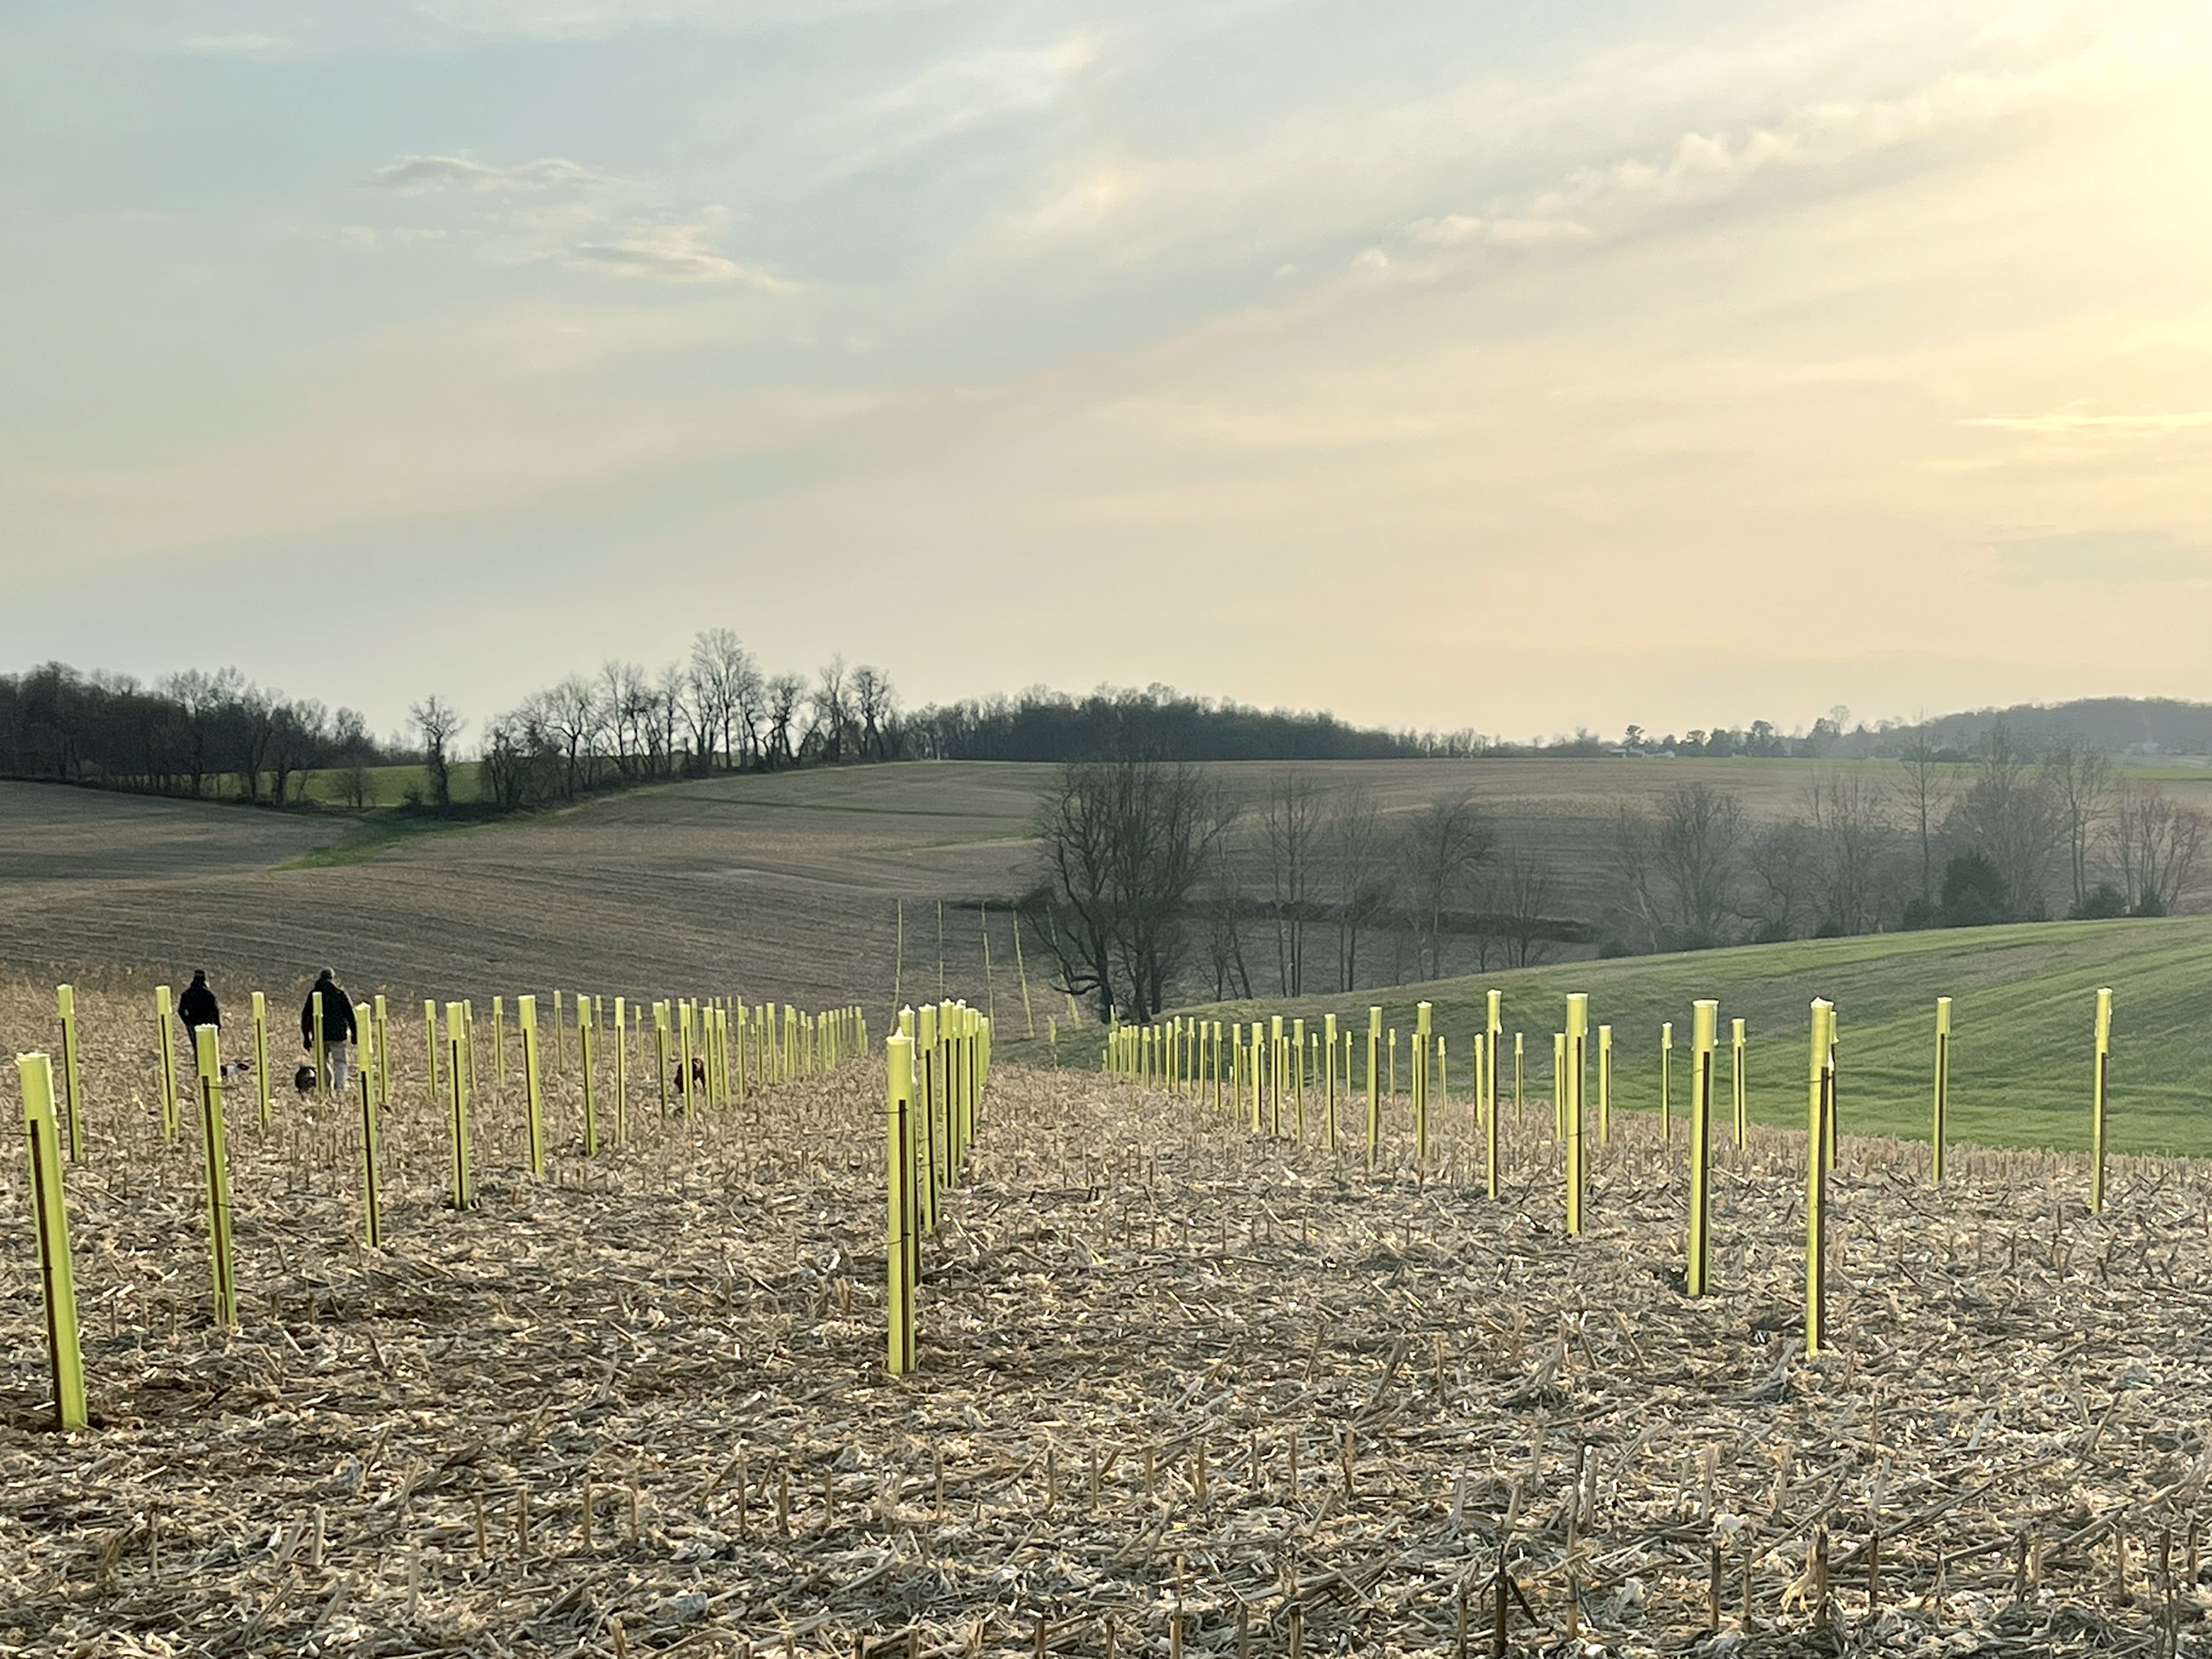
[301,968,359,1093]
[177,970,219,1069]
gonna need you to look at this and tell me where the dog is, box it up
[672,1056,710,1096]
[294,1064,319,1094]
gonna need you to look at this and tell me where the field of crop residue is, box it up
[0,766,1056,1010]
[6,986,2212,1656]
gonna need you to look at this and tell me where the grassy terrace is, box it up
[1159,918,2212,1157]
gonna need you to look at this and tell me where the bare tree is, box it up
[679,660,718,766]
[765,674,804,766]
[1328,789,1389,991]
[2043,743,2113,911]
[269,698,327,807]
[230,685,278,804]
[160,666,245,798]
[1260,771,1326,995]
[1497,849,1558,969]
[333,762,373,810]
[545,674,603,798]
[2112,777,2208,913]
[1804,772,1893,934]
[1400,792,1496,980]
[410,694,465,812]
[479,715,530,813]
[736,666,769,766]
[600,660,645,777]
[1948,722,2062,919]
[1653,782,1745,945]
[1746,818,1819,941]
[1610,804,1664,953]
[1894,729,1950,906]
[652,660,686,774]
[688,628,759,769]
[1199,820,1255,1001]
[852,665,897,760]
[808,657,853,761]
[1024,759,1227,1022]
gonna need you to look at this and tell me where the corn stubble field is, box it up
[10,988,2212,1656]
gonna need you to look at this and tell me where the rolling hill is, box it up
[1143,918,2212,1156]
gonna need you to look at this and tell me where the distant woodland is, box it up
[0,662,395,804]
[1027,731,2209,1018]
[0,645,1478,810]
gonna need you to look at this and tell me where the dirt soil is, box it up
[6,987,2212,1655]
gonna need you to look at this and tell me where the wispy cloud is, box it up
[1962,411,2212,433]
[126,3,933,59]
[368,155,613,192]
[563,226,798,289]
[1407,214,1593,248]
[176,33,287,58]
[1988,531,2212,585]
[1393,37,2166,271]
[788,35,1098,186]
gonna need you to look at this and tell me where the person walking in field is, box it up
[177,970,220,1065]
[301,968,358,1093]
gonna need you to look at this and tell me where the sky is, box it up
[3,0,2209,745]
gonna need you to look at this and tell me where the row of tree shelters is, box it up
[884,1001,992,1374]
[15,981,869,1431]
[1105,985,2119,1362]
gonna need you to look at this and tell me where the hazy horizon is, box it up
[5,1,2208,739]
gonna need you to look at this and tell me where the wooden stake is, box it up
[1492,1538,1510,1657]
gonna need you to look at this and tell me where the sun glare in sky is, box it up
[3,1,2209,736]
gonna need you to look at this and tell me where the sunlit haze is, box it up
[5,1,2209,740]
